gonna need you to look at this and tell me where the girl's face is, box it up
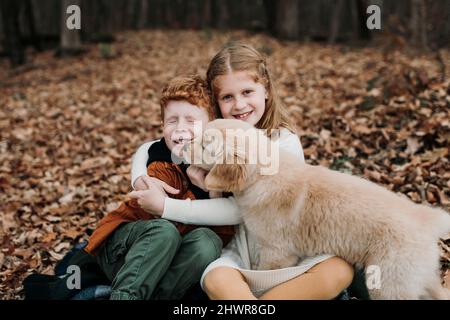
[215,71,267,127]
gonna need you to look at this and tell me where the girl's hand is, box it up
[128,186,166,216]
[134,175,151,191]
[129,178,179,216]
[186,165,209,191]
[134,175,180,195]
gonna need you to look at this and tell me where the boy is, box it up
[85,75,235,300]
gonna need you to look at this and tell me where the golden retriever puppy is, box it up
[183,119,450,300]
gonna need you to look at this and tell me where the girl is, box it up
[129,43,354,299]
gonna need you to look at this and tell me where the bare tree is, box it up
[274,0,299,40]
[328,0,344,44]
[411,0,428,49]
[23,0,41,51]
[137,0,149,29]
[355,0,372,41]
[1,0,26,66]
[59,0,82,56]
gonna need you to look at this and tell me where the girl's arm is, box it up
[131,140,159,189]
[162,196,243,225]
[130,140,242,225]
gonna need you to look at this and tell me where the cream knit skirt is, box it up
[200,225,334,297]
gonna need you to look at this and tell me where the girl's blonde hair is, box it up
[206,42,296,135]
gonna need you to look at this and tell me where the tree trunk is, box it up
[410,0,428,48]
[263,0,277,35]
[137,0,149,29]
[418,0,428,49]
[201,0,212,29]
[59,0,82,55]
[213,0,229,29]
[23,0,41,50]
[0,0,26,66]
[148,0,164,28]
[275,0,299,40]
[356,0,372,40]
[185,0,200,29]
[328,0,344,44]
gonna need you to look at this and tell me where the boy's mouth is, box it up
[233,110,253,120]
[173,137,191,145]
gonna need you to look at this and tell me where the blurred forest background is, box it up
[0,0,449,65]
[0,0,449,299]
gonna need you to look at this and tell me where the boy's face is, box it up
[163,100,210,157]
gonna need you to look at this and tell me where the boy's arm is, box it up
[162,196,243,226]
[131,140,159,189]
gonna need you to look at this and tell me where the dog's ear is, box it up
[205,164,247,192]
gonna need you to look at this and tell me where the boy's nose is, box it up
[176,121,189,131]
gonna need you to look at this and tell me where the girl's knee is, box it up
[322,257,354,293]
[203,267,240,295]
[203,267,256,300]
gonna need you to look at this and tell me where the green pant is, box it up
[95,219,222,300]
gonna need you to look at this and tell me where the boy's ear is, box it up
[205,164,247,192]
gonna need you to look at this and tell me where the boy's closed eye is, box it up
[165,117,177,124]
[185,116,196,124]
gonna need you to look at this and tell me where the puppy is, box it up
[184,119,450,300]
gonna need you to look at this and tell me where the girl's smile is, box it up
[233,110,253,120]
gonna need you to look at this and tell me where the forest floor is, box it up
[0,30,449,299]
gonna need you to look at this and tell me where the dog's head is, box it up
[183,119,277,193]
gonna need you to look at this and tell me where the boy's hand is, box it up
[134,175,179,195]
[186,165,208,191]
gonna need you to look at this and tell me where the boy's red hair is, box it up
[160,75,215,120]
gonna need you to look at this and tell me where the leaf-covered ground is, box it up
[0,30,449,299]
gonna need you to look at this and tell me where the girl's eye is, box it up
[186,118,195,123]
[167,119,177,124]
[222,95,232,101]
[243,90,253,95]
